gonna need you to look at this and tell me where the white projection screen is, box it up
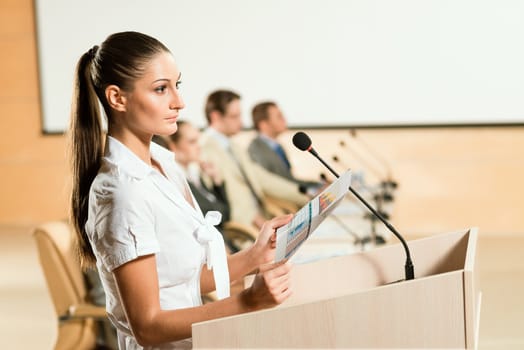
[35,0,524,133]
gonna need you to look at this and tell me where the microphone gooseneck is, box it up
[349,129,398,189]
[339,139,386,182]
[292,131,414,280]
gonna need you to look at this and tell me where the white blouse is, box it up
[85,136,229,350]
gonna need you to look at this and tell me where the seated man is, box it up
[200,90,309,229]
[249,101,323,196]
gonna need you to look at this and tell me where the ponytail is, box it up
[68,32,171,268]
[69,47,103,267]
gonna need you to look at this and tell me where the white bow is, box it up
[195,211,230,300]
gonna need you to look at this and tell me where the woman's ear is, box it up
[105,85,127,112]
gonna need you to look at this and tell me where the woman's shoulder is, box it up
[90,162,150,206]
[87,164,156,235]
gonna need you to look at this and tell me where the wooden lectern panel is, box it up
[192,228,480,349]
[285,228,471,306]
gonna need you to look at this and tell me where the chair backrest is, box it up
[33,221,87,319]
[264,195,299,216]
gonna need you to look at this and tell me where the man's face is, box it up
[220,99,243,136]
[265,105,288,137]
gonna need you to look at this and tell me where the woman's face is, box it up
[119,52,185,137]
[173,123,201,165]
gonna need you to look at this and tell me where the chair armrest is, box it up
[63,303,107,320]
[222,221,258,240]
[264,196,299,216]
[222,221,257,252]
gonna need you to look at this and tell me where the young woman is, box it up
[69,31,292,349]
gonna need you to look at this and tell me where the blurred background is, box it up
[0,0,523,348]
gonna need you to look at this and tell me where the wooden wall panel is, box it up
[0,0,70,224]
[0,0,33,36]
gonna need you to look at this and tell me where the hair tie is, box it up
[87,45,99,60]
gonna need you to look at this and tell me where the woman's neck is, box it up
[108,126,152,166]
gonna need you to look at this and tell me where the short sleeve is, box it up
[91,179,160,272]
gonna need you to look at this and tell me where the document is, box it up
[275,170,352,262]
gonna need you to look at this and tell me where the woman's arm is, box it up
[114,252,292,347]
[200,214,292,294]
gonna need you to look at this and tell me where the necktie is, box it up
[274,143,291,170]
[195,177,218,203]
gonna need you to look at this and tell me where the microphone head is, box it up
[292,131,312,151]
[298,184,308,194]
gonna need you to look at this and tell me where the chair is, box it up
[33,221,107,350]
[264,195,299,216]
[221,197,298,252]
[222,221,258,252]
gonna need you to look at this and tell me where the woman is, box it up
[69,31,292,349]
[167,121,230,231]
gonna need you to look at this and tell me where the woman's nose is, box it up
[170,89,185,110]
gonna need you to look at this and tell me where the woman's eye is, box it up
[155,85,167,93]
[175,80,182,90]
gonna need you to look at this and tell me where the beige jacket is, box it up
[200,132,309,227]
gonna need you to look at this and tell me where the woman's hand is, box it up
[241,260,293,311]
[251,214,293,266]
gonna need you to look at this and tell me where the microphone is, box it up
[292,131,414,280]
[338,141,386,184]
[337,141,396,205]
[348,130,398,189]
[329,214,365,250]
[332,154,393,202]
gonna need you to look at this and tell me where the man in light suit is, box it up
[200,90,309,229]
[248,101,323,195]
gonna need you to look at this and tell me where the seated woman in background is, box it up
[69,31,292,349]
[157,121,230,232]
[154,126,240,252]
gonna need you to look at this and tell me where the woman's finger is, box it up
[258,214,293,241]
[258,259,290,273]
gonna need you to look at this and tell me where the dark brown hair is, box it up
[251,101,277,131]
[152,135,170,150]
[204,90,240,124]
[69,31,170,267]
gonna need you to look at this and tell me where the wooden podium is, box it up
[192,228,481,349]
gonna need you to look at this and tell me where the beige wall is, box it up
[0,0,70,225]
[268,128,524,236]
[1,0,523,236]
